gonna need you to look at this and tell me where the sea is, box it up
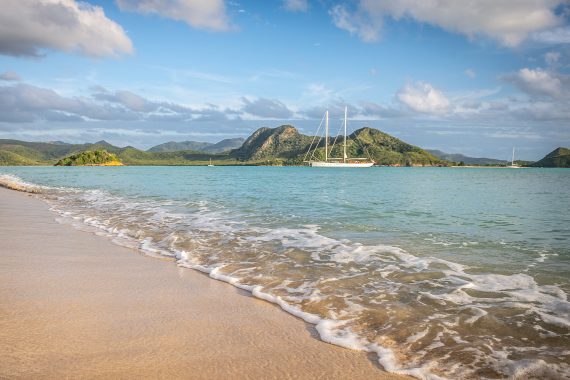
[1,166,569,379]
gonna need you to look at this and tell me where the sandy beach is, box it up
[0,187,407,379]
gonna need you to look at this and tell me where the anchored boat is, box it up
[506,147,521,168]
[304,107,374,168]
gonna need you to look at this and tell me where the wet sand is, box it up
[0,188,408,379]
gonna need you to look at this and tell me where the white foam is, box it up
[0,174,43,193]
[11,174,569,380]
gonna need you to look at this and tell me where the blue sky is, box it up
[1,0,569,160]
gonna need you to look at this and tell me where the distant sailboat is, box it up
[208,158,214,167]
[506,147,520,168]
[304,107,374,168]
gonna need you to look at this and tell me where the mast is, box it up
[344,106,348,163]
[325,110,329,162]
[512,147,515,166]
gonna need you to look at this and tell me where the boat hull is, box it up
[309,162,374,168]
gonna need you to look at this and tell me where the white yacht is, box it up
[506,147,521,168]
[305,107,374,168]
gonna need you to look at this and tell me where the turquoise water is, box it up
[2,166,569,379]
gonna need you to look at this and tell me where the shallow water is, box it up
[2,166,569,379]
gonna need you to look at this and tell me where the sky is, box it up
[1,0,569,160]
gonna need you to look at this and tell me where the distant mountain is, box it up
[231,125,312,161]
[0,138,232,166]
[206,138,245,153]
[0,127,446,166]
[148,138,244,153]
[0,139,118,165]
[427,149,507,165]
[90,140,115,148]
[231,125,446,166]
[148,141,213,153]
[530,147,570,168]
[46,141,71,145]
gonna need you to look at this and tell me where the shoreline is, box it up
[0,187,408,379]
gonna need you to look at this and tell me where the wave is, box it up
[2,174,569,379]
[0,174,43,193]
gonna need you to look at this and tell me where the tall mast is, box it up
[343,106,347,163]
[512,147,515,166]
[325,110,329,162]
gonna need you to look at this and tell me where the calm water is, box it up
[2,166,569,379]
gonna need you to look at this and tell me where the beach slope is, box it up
[0,188,406,379]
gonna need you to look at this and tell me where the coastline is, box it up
[0,187,408,379]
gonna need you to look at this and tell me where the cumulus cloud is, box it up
[0,0,133,58]
[0,83,138,122]
[241,97,293,118]
[116,0,230,31]
[283,0,309,12]
[504,68,569,99]
[330,4,382,42]
[0,71,21,81]
[329,0,565,47]
[397,82,450,114]
[93,88,160,113]
[0,81,243,125]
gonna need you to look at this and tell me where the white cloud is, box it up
[532,26,570,44]
[545,51,561,65]
[283,0,309,12]
[0,0,133,57]
[0,71,21,81]
[116,0,230,31]
[330,4,382,42]
[241,97,293,119]
[397,82,450,114]
[0,82,237,123]
[505,68,568,99]
[330,0,565,47]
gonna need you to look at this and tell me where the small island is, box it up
[55,149,123,166]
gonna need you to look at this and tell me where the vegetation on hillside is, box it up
[7,128,561,168]
[148,138,244,154]
[231,126,446,166]
[530,147,570,168]
[55,150,123,166]
[0,149,41,166]
[427,149,507,166]
[231,125,314,161]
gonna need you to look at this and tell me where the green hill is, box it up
[55,149,123,166]
[148,138,245,153]
[231,125,445,166]
[1,126,447,166]
[148,141,213,153]
[0,139,234,166]
[231,125,313,161]
[0,149,41,165]
[427,149,507,166]
[0,139,122,165]
[530,147,570,168]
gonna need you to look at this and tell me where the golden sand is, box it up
[0,188,409,380]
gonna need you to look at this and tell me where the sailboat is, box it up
[506,147,520,168]
[208,158,214,167]
[304,107,374,167]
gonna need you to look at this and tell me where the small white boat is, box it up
[207,158,214,167]
[305,107,374,168]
